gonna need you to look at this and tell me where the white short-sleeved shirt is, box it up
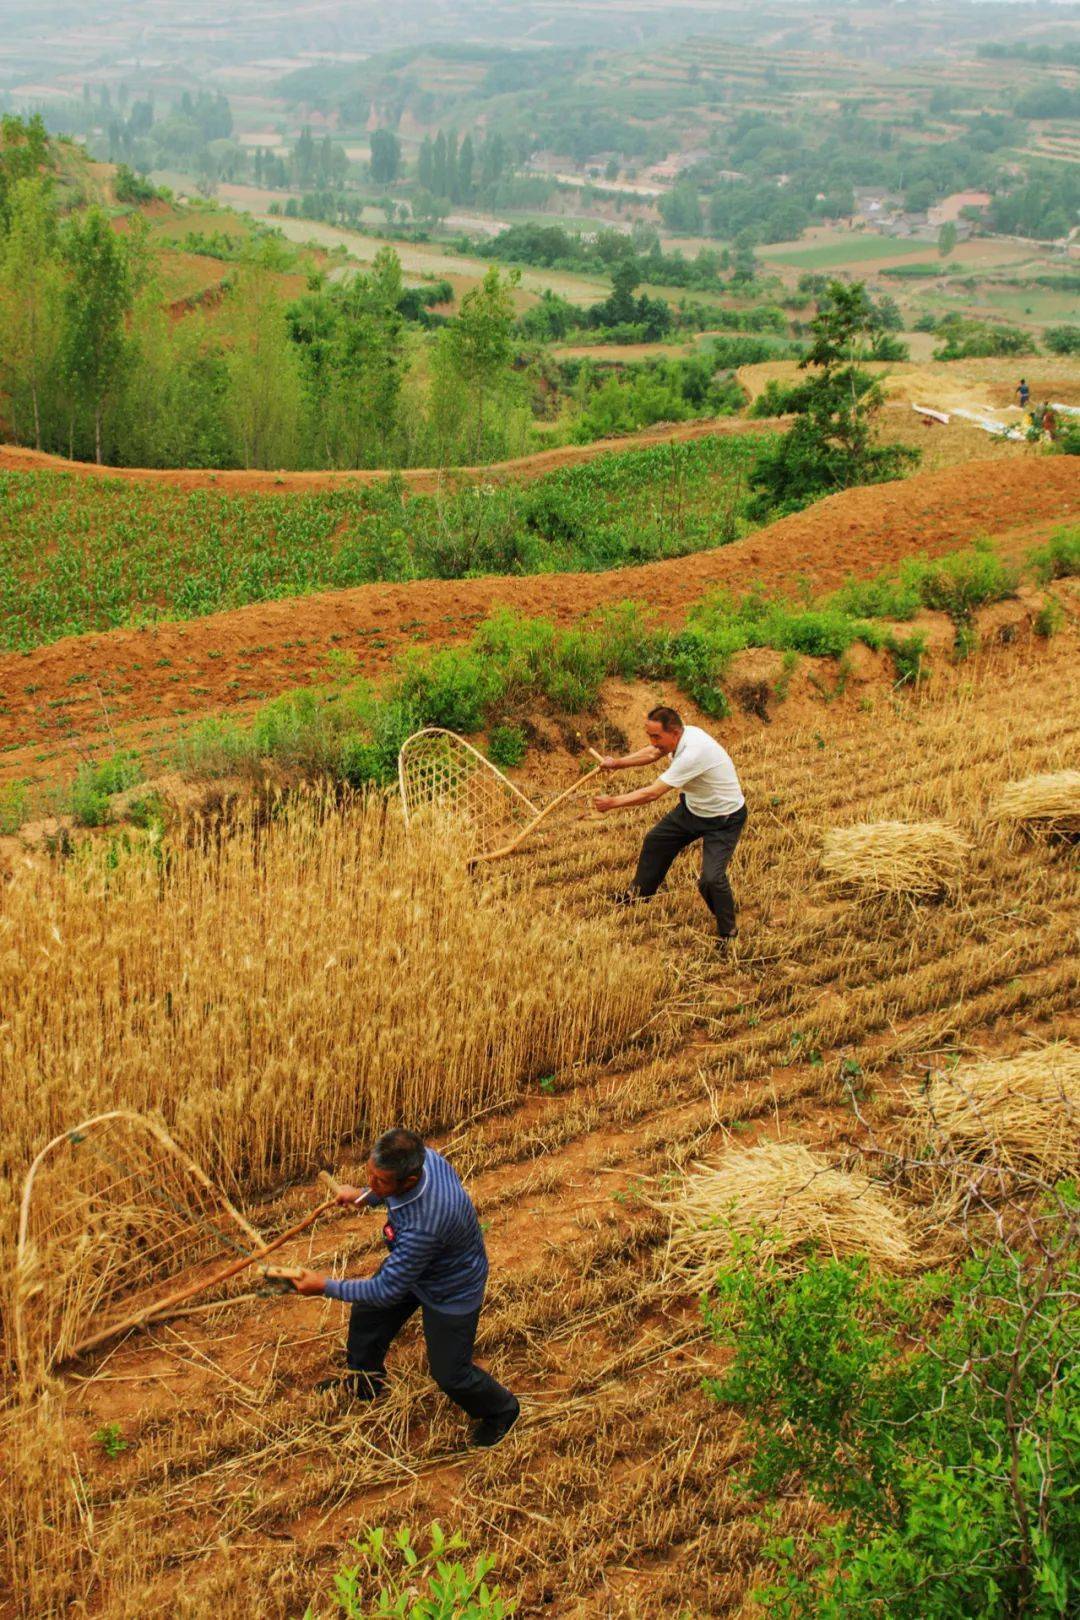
[659,725,745,818]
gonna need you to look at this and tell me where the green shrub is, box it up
[704,1239,1079,1619]
[747,378,808,419]
[304,1523,516,1619]
[175,715,256,778]
[1051,420,1080,456]
[66,751,144,827]
[952,619,979,661]
[1028,527,1080,583]
[0,780,28,835]
[472,612,556,692]
[1035,596,1064,638]
[69,773,113,828]
[124,791,167,832]
[91,751,143,795]
[900,543,1019,621]
[395,648,507,733]
[886,630,928,685]
[543,625,609,711]
[668,627,733,718]
[829,572,922,620]
[487,724,527,768]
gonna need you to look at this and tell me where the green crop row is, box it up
[0,433,768,653]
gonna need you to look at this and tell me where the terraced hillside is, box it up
[1,449,1077,793]
[3,615,1077,1618]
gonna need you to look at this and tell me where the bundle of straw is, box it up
[660,1141,918,1282]
[987,771,1080,838]
[820,820,971,897]
[913,1044,1080,1180]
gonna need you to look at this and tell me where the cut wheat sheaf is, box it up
[907,1043,1080,1182]
[987,770,1080,838]
[659,1141,919,1280]
[820,819,971,896]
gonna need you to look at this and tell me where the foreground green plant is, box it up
[705,1227,1079,1618]
[304,1524,516,1620]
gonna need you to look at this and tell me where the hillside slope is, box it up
[1,455,1076,784]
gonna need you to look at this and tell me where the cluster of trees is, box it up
[475,220,744,293]
[988,168,1080,242]
[0,132,531,471]
[415,129,512,210]
[254,128,350,192]
[105,90,240,189]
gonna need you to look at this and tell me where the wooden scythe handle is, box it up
[64,1173,345,1362]
[470,764,604,865]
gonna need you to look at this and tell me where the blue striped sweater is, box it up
[322,1148,489,1314]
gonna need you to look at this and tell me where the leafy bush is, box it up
[1050,420,1080,457]
[933,315,1036,360]
[69,774,113,829]
[1028,528,1080,584]
[68,751,144,827]
[304,1523,516,1619]
[91,751,143,795]
[487,725,527,769]
[1034,597,1064,638]
[885,630,928,685]
[829,572,922,621]
[0,780,28,835]
[705,1240,1079,1619]
[396,648,506,734]
[747,378,808,419]
[1043,325,1080,357]
[899,543,1019,621]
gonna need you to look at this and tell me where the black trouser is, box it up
[345,1292,517,1420]
[632,797,747,936]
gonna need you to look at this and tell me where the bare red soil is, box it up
[1,456,1076,782]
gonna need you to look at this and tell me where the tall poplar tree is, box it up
[0,176,62,449]
[60,208,133,463]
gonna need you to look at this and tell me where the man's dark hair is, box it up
[371,1128,426,1180]
[647,705,684,731]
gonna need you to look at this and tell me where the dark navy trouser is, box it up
[632,796,747,936]
[346,1291,516,1419]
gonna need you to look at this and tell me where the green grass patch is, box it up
[761,238,930,270]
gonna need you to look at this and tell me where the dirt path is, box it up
[1,456,1076,786]
[0,417,763,496]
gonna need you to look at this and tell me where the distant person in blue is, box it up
[292,1128,520,1448]
[1017,378,1030,410]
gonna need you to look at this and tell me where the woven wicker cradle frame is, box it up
[14,1110,263,1374]
[398,727,539,855]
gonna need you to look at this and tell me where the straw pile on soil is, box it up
[987,771,1080,838]
[911,1044,1080,1180]
[662,1141,918,1280]
[820,820,971,897]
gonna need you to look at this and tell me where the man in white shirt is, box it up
[594,705,747,943]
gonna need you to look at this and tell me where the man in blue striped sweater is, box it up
[291,1128,520,1448]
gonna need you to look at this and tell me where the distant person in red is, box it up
[594,705,747,947]
[1041,402,1058,440]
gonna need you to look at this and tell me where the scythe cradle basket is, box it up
[397,727,603,862]
[12,1110,264,1374]
[398,727,540,854]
